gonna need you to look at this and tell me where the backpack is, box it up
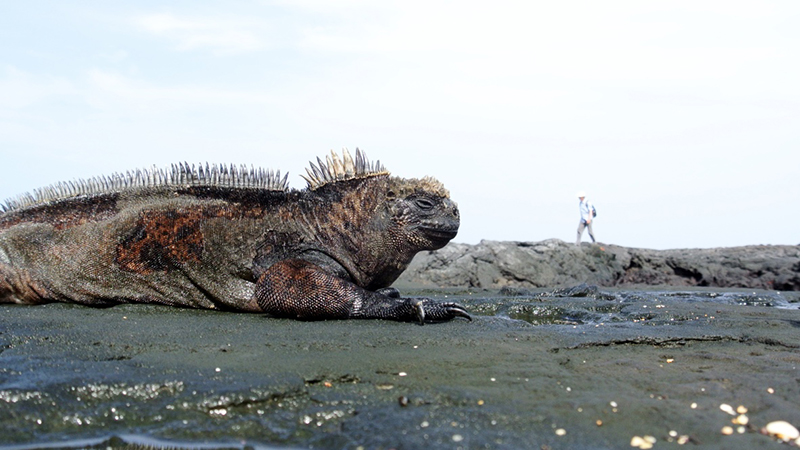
[592,205,597,217]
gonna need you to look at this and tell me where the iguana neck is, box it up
[298,176,412,288]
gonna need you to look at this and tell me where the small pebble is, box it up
[721,426,734,435]
[398,396,409,407]
[555,428,566,436]
[719,403,736,415]
[733,414,748,425]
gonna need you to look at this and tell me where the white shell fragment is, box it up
[630,435,656,449]
[763,421,800,442]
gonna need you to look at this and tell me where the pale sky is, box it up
[1,1,798,249]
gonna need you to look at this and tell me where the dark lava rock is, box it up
[4,290,800,449]
[397,239,800,291]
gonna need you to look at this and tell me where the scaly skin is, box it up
[0,150,470,324]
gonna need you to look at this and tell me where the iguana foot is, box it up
[410,298,472,325]
[354,295,471,323]
[255,259,472,323]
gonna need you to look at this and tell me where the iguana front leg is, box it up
[253,259,471,323]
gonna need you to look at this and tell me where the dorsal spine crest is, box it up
[1,163,289,213]
[1,148,390,212]
[301,148,389,190]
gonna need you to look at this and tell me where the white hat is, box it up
[576,191,586,198]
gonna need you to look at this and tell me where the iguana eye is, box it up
[414,198,435,210]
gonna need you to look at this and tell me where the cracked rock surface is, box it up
[2,287,800,449]
[397,239,800,291]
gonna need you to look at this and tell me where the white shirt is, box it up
[579,199,593,222]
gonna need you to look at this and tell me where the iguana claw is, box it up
[448,304,472,321]
[411,299,471,324]
[414,300,425,325]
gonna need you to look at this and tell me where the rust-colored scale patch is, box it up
[113,188,292,275]
[115,206,235,274]
[0,195,119,231]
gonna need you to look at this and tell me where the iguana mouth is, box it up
[420,226,458,242]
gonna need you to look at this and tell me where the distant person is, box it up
[576,191,596,245]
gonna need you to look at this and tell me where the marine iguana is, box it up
[0,149,470,324]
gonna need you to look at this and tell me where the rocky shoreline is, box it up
[396,239,800,291]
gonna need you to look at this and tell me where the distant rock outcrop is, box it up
[396,239,800,291]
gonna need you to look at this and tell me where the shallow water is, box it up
[2,286,799,450]
[475,286,800,325]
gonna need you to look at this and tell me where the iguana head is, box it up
[301,148,459,253]
[385,176,459,251]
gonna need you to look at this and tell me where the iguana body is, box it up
[0,149,469,323]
